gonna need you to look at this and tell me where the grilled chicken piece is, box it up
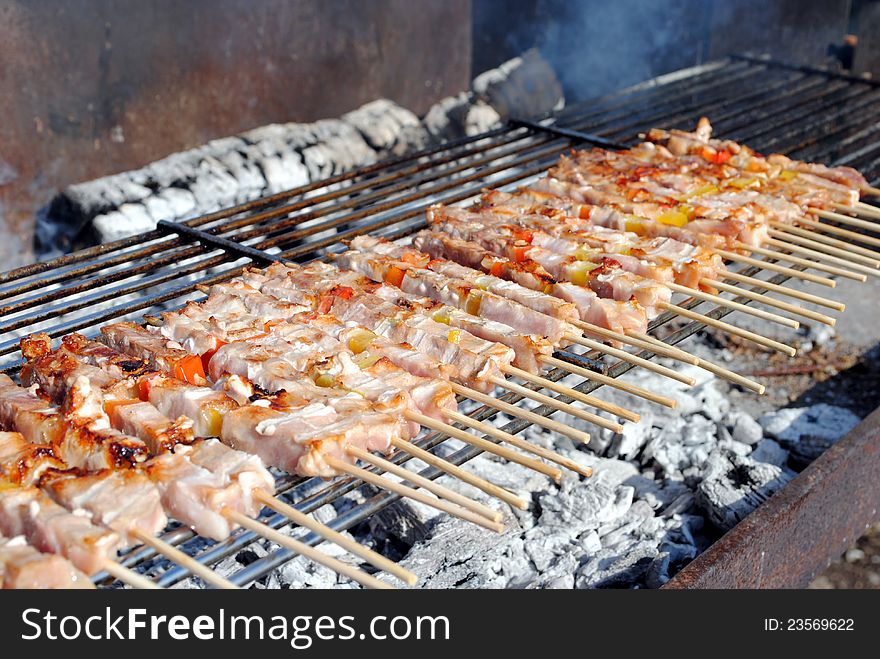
[59,377,150,469]
[101,322,207,385]
[412,229,648,338]
[0,535,94,589]
[0,374,65,445]
[0,432,65,486]
[42,469,168,547]
[220,400,401,478]
[61,333,152,380]
[179,438,274,516]
[141,451,245,541]
[137,373,237,438]
[0,487,121,576]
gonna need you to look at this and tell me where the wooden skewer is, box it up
[714,249,836,287]
[406,410,562,482]
[566,333,697,384]
[485,375,624,432]
[658,302,797,357]
[667,281,800,329]
[573,321,699,364]
[721,270,845,311]
[861,184,880,197]
[324,457,506,534]
[625,330,765,394]
[621,330,701,365]
[255,490,417,585]
[791,215,880,249]
[855,201,880,218]
[810,208,880,233]
[101,559,162,589]
[222,508,394,589]
[703,278,836,326]
[444,408,592,478]
[735,241,867,281]
[350,446,507,522]
[499,365,638,423]
[538,356,678,408]
[767,226,880,266]
[130,529,238,589]
[450,382,596,442]
[388,437,518,514]
[764,238,879,278]
[833,201,880,220]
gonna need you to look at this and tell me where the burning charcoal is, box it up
[750,439,789,467]
[342,99,428,155]
[576,540,658,588]
[758,404,859,445]
[697,450,793,531]
[730,411,764,445]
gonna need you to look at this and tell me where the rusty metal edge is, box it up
[664,405,880,589]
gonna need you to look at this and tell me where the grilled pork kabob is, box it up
[0,531,94,589]
[520,136,876,284]
[150,282,591,480]
[423,204,806,334]
[14,336,411,588]
[61,327,509,532]
[231,260,650,422]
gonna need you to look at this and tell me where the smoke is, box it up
[471,0,854,102]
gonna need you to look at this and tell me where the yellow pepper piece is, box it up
[353,352,382,369]
[348,329,377,354]
[465,290,482,316]
[569,260,599,286]
[779,170,798,182]
[574,246,600,262]
[543,284,555,295]
[447,329,461,344]
[200,408,224,438]
[725,177,760,189]
[687,184,719,198]
[433,308,451,325]
[314,373,335,388]
[624,218,646,234]
[656,209,689,228]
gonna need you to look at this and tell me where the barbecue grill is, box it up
[2,53,879,588]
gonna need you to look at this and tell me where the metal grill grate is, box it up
[2,55,878,587]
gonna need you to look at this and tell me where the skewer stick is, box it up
[574,321,697,363]
[721,270,845,310]
[703,278,836,326]
[451,382,596,442]
[667,281,800,329]
[764,238,879,278]
[714,249,836,287]
[658,301,797,357]
[565,333,697,384]
[538,356,678,408]
[855,201,880,218]
[623,331,700,363]
[860,185,880,197]
[444,409,592,478]
[810,208,880,232]
[348,447,504,523]
[485,375,623,432]
[101,558,162,589]
[768,225,880,265]
[255,490,417,585]
[626,330,765,394]
[499,365,638,422]
[406,410,561,482]
[791,215,880,249]
[734,241,867,281]
[389,437,519,513]
[833,202,880,220]
[130,529,238,589]
[222,508,394,589]
[324,457,506,534]
[473,377,618,427]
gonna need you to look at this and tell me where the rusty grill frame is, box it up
[2,54,879,588]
